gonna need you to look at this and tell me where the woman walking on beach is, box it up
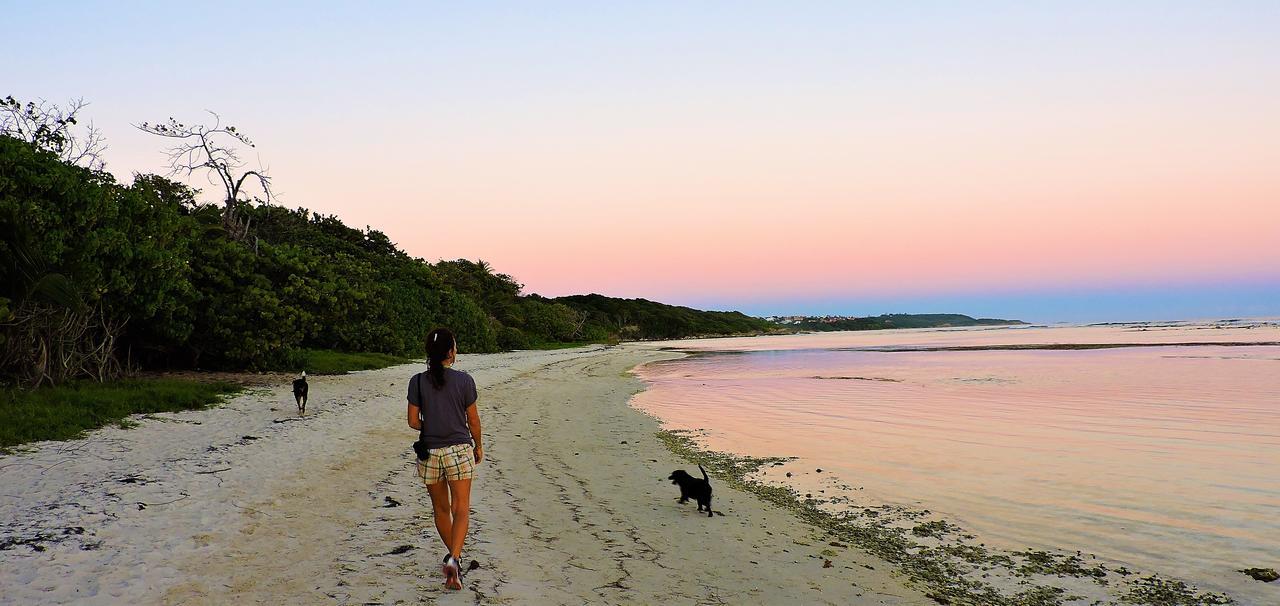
[407,328,483,590]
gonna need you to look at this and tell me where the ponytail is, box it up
[425,327,456,389]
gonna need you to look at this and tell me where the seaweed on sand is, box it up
[1120,577,1234,605]
[656,429,1236,606]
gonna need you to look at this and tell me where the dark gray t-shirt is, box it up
[407,367,478,449]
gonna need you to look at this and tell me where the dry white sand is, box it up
[0,345,929,605]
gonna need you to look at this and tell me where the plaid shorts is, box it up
[416,443,475,485]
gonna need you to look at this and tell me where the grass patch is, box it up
[296,349,411,374]
[0,379,243,451]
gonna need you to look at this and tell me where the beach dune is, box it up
[0,345,927,605]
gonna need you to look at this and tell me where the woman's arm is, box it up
[407,402,422,430]
[467,401,483,462]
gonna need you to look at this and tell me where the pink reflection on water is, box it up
[632,323,1280,602]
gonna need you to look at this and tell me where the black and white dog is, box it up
[293,371,308,414]
[668,464,714,517]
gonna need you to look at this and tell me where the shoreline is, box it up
[0,344,931,605]
[2,341,1260,604]
[649,429,1239,606]
[629,345,1262,606]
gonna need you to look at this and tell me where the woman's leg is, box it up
[445,478,472,558]
[426,481,453,549]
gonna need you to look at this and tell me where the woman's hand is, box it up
[473,445,484,464]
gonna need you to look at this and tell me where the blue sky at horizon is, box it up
[678,280,1280,323]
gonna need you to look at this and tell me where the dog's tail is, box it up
[699,464,709,483]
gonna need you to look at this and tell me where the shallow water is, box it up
[632,321,1280,603]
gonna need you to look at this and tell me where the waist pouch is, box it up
[413,439,431,460]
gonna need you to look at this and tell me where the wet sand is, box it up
[0,345,929,605]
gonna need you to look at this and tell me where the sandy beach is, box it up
[0,345,929,605]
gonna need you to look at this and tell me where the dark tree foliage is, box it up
[0,137,190,384]
[0,134,773,383]
[554,294,775,341]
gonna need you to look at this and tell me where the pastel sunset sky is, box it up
[6,2,1278,321]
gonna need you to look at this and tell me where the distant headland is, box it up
[767,313,1027,332]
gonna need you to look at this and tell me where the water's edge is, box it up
[628,356,1243,606]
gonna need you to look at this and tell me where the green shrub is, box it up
[293,349,410,375]
[497,326,531,350]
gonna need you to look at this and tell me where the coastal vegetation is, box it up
[0,379,241,451]
[555,294,776,341]
[0,97,773,389]
[294,350,411,376]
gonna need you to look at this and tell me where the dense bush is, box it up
[0,134,773,384]
[0,137,195,384]
[554,294,775,340]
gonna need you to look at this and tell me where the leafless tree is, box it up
[0,95,107,170]
[568,308,589,340]
[136,112,272,233]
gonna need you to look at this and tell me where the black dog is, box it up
[292,371,308,414]
[668,465,713,517]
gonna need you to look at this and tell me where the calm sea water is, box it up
[632,321,1280,603]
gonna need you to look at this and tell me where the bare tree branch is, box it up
[0,95,107,170]
[135,112,273,233]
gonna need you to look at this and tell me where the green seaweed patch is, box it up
[1238,567,1278,583]
[913,520,962,538]
[1015,586,1079,606]
[1120,576,1234,605]
[656,429,1238,606]
[1012,550,1108,581]
[940,543,991,565]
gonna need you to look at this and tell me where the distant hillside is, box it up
[774,313,1026,332]
[554,294,778,341]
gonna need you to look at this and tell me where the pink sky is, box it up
[316,77,1279,302]
[8,2,1279,314]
